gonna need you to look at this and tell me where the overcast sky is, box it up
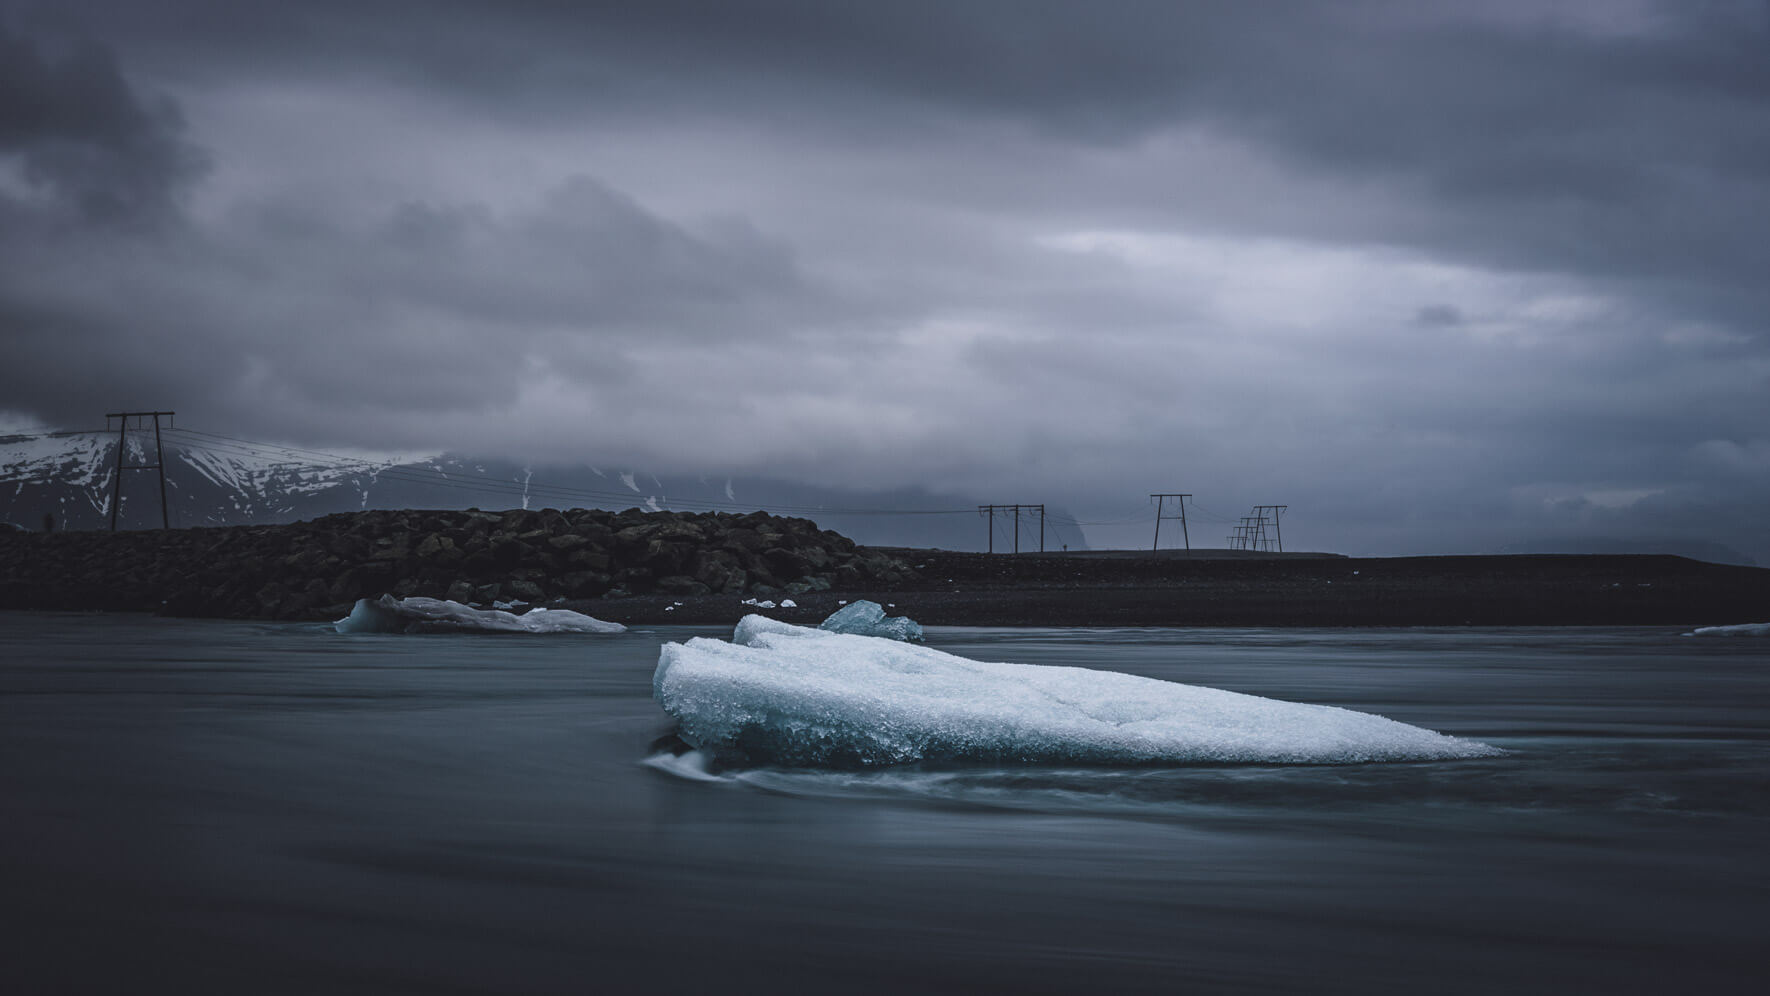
[3,0,1768,559]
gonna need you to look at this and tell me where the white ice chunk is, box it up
[1687,621,1770,636]
[818,599,922,642]
[333,595,625,634]
[780,599,798,608]
[730,614,805,645]
[654,617,1499,768]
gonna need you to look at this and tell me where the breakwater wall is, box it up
[0,508,917,620]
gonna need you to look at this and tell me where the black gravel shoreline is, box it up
[583,550,1770,628]
[3,510,1767,627]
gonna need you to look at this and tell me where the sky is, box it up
[2,0,1768,560]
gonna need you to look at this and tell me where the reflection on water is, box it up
[1,614,1765,994]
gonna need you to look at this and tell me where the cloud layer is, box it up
[3,1,1767,559]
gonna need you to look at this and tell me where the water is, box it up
[2,614,1764,994]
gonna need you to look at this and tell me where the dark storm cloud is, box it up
[2,1,1768,560]
[0,18,204,222]
[0,170,828,440]
[41,0,1770,328]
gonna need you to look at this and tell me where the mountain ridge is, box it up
[0,431,1089,552]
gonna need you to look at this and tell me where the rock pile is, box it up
[0,508,917,620]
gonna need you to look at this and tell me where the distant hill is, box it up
[1500,537,1756,568]
[0,431,1088,552]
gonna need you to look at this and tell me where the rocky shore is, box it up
[0,508,915,621]
[3,509,1767,627]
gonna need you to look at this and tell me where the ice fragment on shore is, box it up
[1687,621,1770,636]
[817,599,923,642]
[333,595,625,634]
[654,617,1500,768]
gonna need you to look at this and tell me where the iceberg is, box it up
[653,616,1500,768]
[818,599,923,642]
[1687,621,1770,637]
[333,594,626,635]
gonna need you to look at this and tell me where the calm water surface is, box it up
[2,613,1765,994]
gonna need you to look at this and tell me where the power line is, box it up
[14,422,1286,549]
[0,429,111,440]
[1186,500,1239,524]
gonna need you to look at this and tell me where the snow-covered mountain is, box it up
[0,431,1090,551]
[2,431,389,530]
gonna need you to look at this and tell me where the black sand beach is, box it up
[580,549,1770,628]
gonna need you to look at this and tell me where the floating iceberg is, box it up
[333,595,625,635]
[1687,621,1770,637]
[818,599,923,642]
[653,617,1500,768]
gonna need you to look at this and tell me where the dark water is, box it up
[2,614,1765,994]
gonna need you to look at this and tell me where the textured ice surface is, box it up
[333,595,625,634]
[654,617,1500,768]
[818,600,923,642]
[1688,622,1770,636]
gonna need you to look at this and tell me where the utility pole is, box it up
[979,504,1045,554]
[105,411,175,530]
[1150,494,1192,552]
[1253,505,1288,553]
[1239,517,1263,551]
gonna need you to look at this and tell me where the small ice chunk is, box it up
[1687,621,1770,637]
[755,600,777,609]
[333,595,625,635]
[654,618,1502,768]
[818,599,922,642]
[780,599,798,608]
